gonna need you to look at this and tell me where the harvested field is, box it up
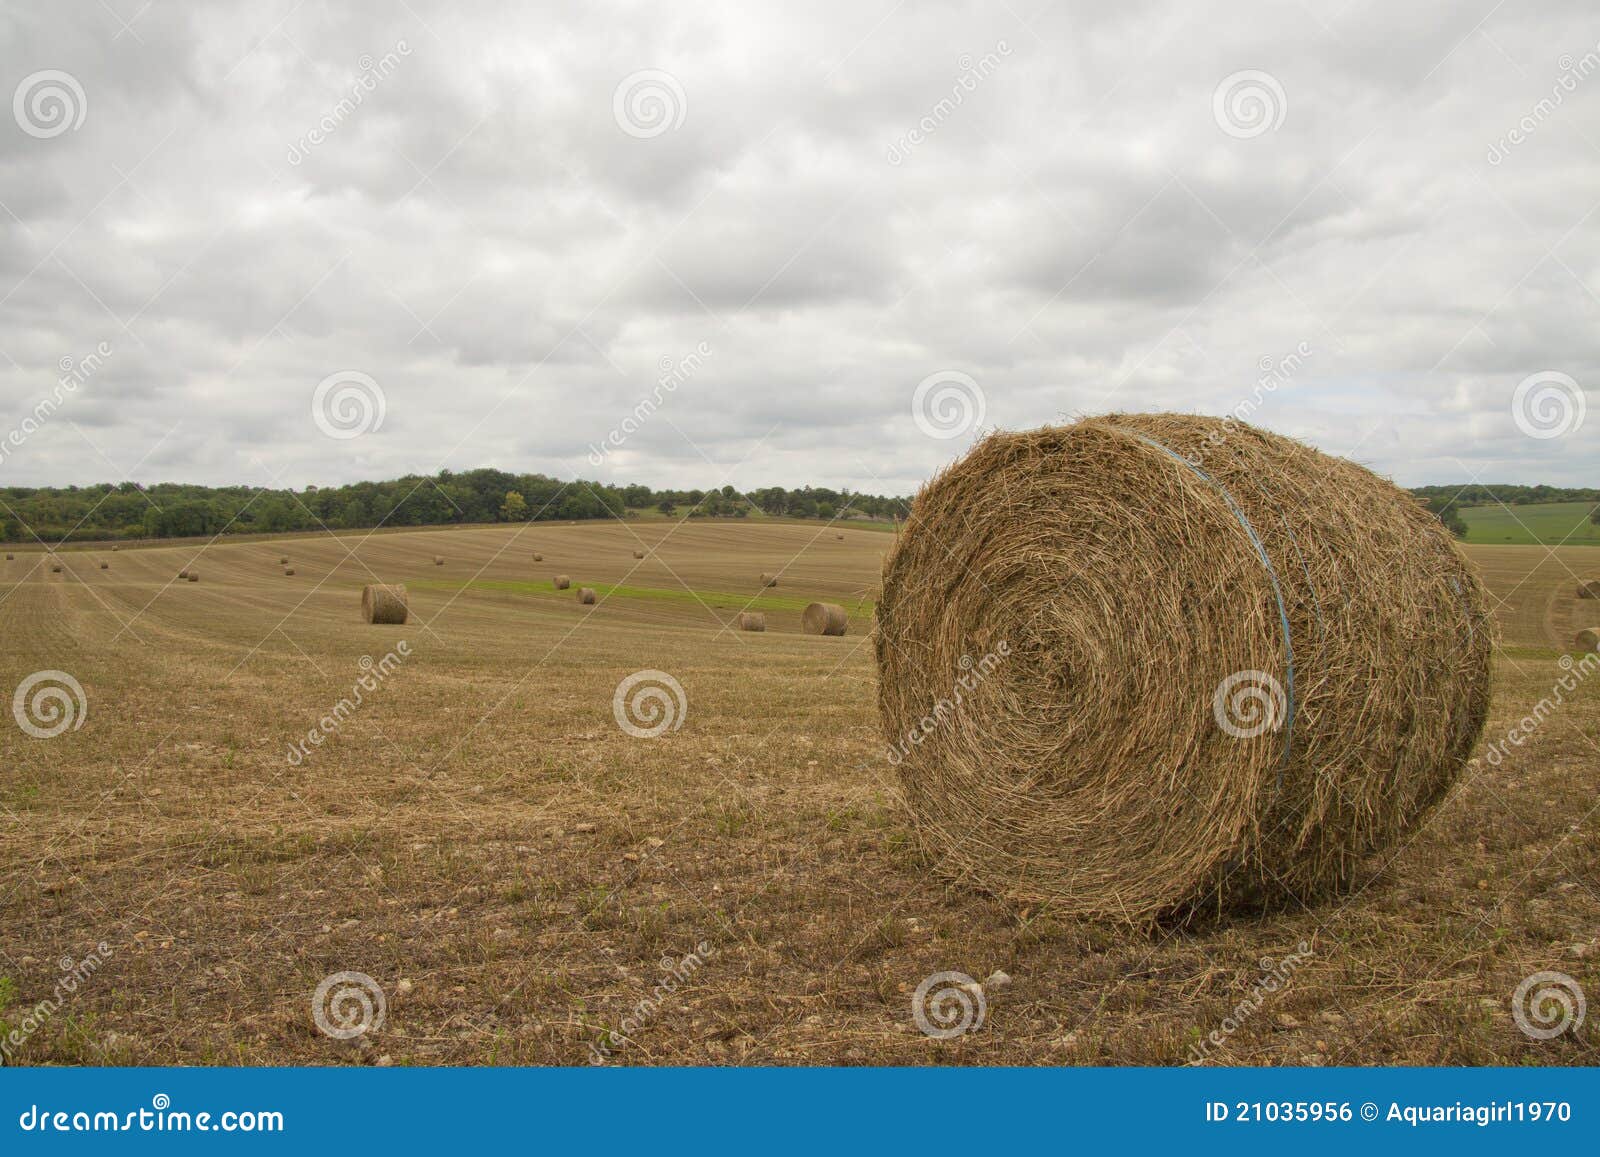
[0,523,1595,1066]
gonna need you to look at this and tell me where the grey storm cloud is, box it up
[0,0,1596,496]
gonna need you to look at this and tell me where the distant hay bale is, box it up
[633,550,645,559]
[836,533,845,540]
[738,611,766,632]
[875,414,1494,923]
[553,575,571,590]
[801,602,848,636]
[178,570,188,579]
[284,568,296,576]
[4,553,12,560]
[112,545,120,552]
[533,553,543,561]
[1578,627,1600,653]
[576,587,597,604]
[433,556,444,565]
[1579,580,1600,599]
[759,573,778,587]
[187,572,199,583]
[100,561,109,569]
[50,563,62,573]
[361,583,409,624]
[279,556,288,565]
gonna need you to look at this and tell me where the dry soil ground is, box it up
[1,520,1597,1065]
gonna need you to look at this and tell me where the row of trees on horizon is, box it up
[0,468,913,543]
[1,471,1593,545]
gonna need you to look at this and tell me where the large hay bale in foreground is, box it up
[1578,627,1600,653]
[576,587,597,604]
[553,575,571,590]
[1579,580,1600,599]
[875,414,1494,923]
[361,584,408,624]
[738,611,766,632]
[801,602,848,636]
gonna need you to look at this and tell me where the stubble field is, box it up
[2,520,1597,1066]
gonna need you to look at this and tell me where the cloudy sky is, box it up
[0,0,1595,495]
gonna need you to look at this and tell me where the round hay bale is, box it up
[279,555,289,565]
[361,583,408,624]
[801,602,848,636]
[1578,580,1600,599]
[50,563,62,573]
[433,556,445,566]
[1577,627,1600,653]
[737,611,766,632]
[187,572,199,583]
[553,575,571,590]
[284,568,296,576]
[112,545,120,552]
[633,550,645,559]
[4,553,12,560]
[576,587,597,604]
[836,533,845,540]
[874,414,1494,923]
[177,569,188,579]
[533,553,543,562]
[100,561,109,569]
[759,573,778,587]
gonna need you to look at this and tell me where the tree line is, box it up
[2,466,1584,544]
[1410,484,1600,538]
[0,468,912,543]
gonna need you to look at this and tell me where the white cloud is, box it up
[0,0,1595,493]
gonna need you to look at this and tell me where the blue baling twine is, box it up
[1118,433,1297,792]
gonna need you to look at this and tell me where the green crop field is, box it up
[1457,501,1600,546]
